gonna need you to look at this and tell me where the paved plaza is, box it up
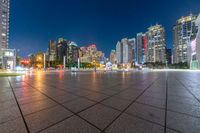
[0,71,200,133]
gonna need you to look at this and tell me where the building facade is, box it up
[116,38,134,64]
[136,33,147,64]
[56,38,79,64]
[187,13,200,69]
[79,44,104,63]
[166,49,172,64]
[116,41,123,64]
[56,39,69,62]
[0,0,10,68]
[110,50,116,64]
[146,24,166,63]
[48,40,57,62]
[66,42,79,64]
[195,14,200,69]
[2,49,16,69]
[0,0,9,50]
[173,14,198,64]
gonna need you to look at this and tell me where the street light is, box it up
[37,56,42,61]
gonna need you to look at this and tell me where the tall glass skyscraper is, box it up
[0,0,9,50]
[146,24,166,63]
[0,0,10,67]
[173,14,198,64]
[116,38,135,65]
[195,14,200,69]
[136,33,147,64]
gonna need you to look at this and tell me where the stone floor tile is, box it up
[0,117,27,133]
[167,111,200,133]
[79,104,120,130]
[101,97,131,111]
[25,105,73,133]
[126,102,165,125]
[40,116,101,133]
[106,113,164,133]
[63,97,96,113]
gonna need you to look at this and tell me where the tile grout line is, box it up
[102,77,159,132]
[57,78,151,115]
[100,102,165,127]
[135,101,200,119]
[164,73,169,133]
[175,77,200,104]
[7,78,30,133]
[24,77,149,132]
[23,82,104,132]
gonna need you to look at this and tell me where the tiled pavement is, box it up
[0,71,200,133]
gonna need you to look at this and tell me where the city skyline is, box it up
[9,0,200,57]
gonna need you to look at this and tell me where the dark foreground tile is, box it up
[0,105,21,124]
[40,116,101,133]
[25,105,73,133]
[106,113,164,133]
[63,97,95,113]
[79,104,120,130]
[167,111,200,133]
[101,97,131,111]
[126,103,165,126]
[0,117,27,133]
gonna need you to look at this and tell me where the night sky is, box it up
[9,0,200,57]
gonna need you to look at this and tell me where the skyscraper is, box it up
[55,38,79,64]
[66,42,79,64]
[116,38,134,64]
[173,14,198,64]
[0,0,10,67]
[56,38,69,62]
[110,50,116,64]
[195,14,200,69]
[79,44,104,63]
[0,0,9,50]
[116,41,123,64]
[48,40,57,62]
[146,24,166,63]
[136,33,147,64]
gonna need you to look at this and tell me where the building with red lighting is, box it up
[136,33,147,64]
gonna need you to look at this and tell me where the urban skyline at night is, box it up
[9,0,200,57]
[1,1,200,133]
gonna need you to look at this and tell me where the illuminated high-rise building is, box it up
[116,38,134,64]
[187,14,200,69]
[195,14,200,69]
[146,24,166,63]
[173,14,198,64]
[79,44,104,63]
[48,40,57,62]
[56,38,79,64]
[110,50,116,64]
[0,0,9,50]
[0,0,10,67]
[136,33,147,64]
